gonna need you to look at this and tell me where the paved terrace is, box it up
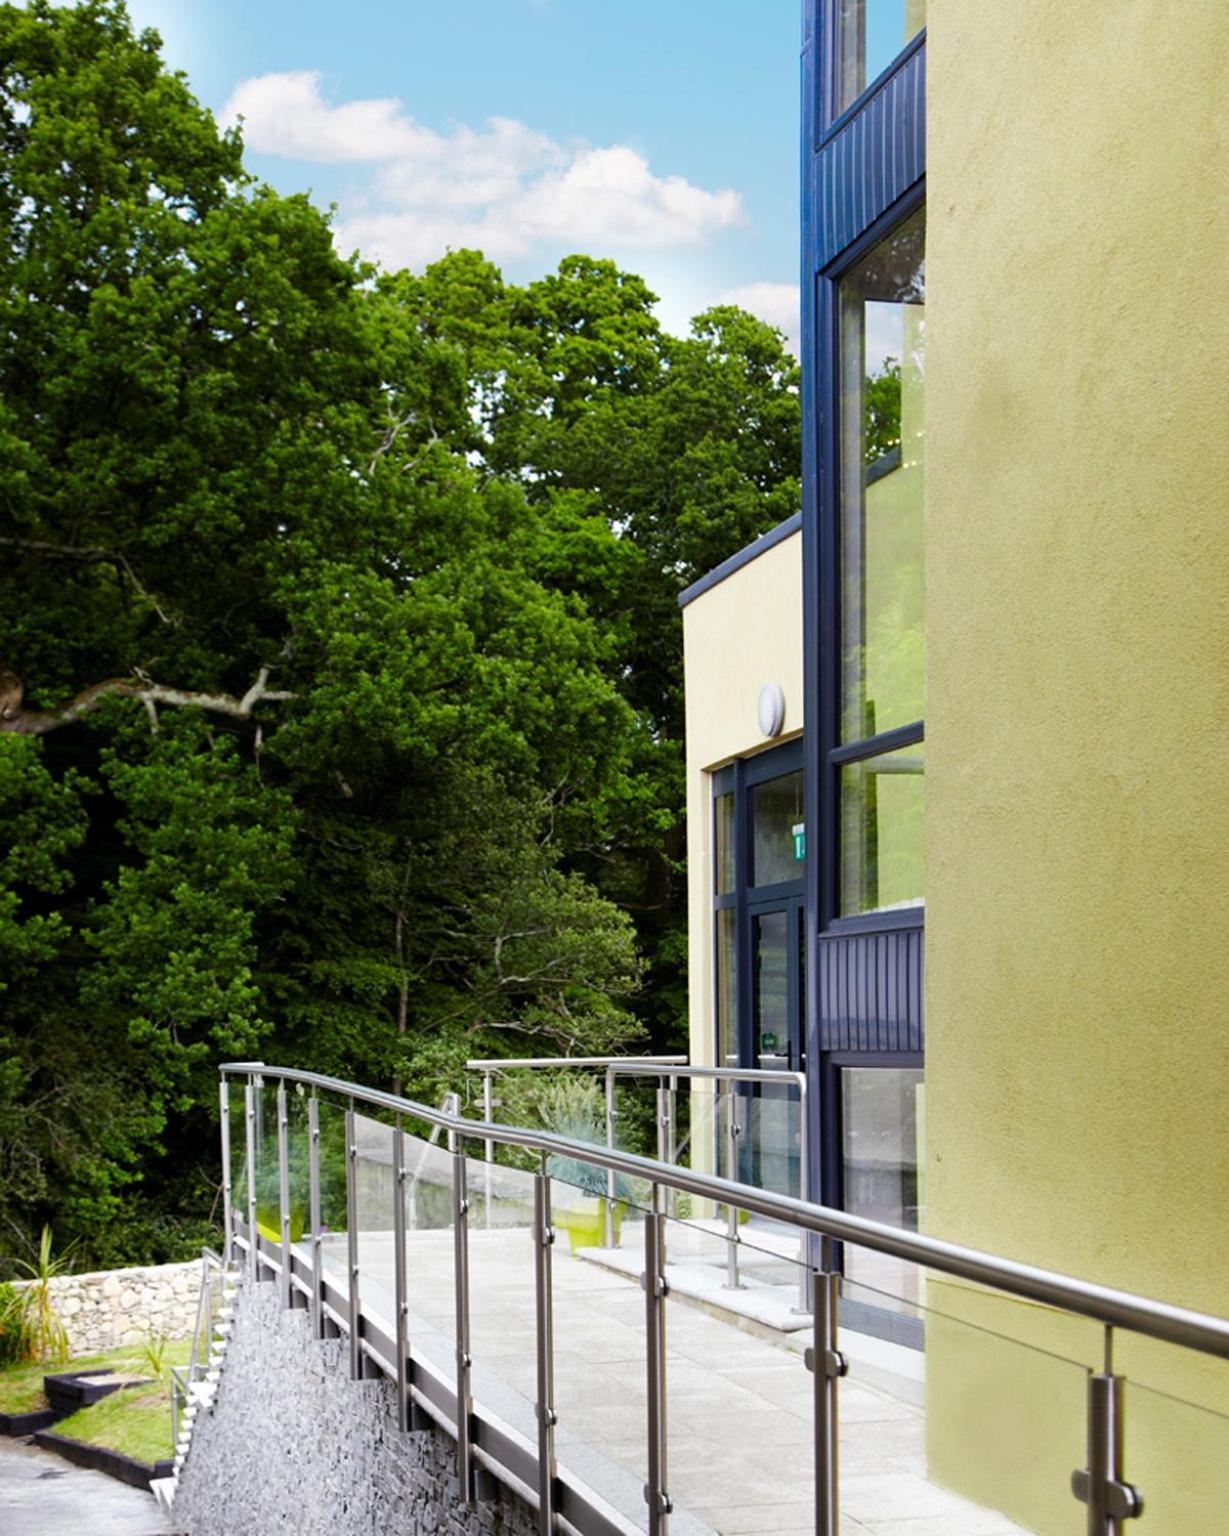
[312,1213,1025,1536]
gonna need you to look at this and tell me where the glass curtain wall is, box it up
[840,1067,924,1310]
[835,0,926,115]
[837,206,925,917]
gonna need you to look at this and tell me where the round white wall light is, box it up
[757,682,786,738]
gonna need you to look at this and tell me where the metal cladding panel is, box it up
[818,927,923,1053]
[813,41,925,271]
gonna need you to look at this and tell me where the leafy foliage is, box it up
[864,357,902,465]
[0,1,800,1267]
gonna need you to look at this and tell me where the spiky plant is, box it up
[12,1226,73,1365]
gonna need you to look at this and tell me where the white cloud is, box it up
[719,281,801,355]
[222,71,743,269]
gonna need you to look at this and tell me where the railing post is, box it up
[393,1117,410,1433]
[219,1078,232,1268]
[452,1136,475,1501]
[723,1085,742,1289]
[345,1102,362,1378]
[308,1095,323,1340]
[665,1074,678,1219]
[656,1081,677,1224]
[644,1184,670,1536]
[605,1067,618,1249]
[533,1160,557,1536]
[244,1078,258,1283]
[482,1069,494,1233]
[1072,1330,1143,1533]
[277,1082,292,1309]
[808,1262,847,1536]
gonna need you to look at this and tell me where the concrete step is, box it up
[150,1475,177,1511]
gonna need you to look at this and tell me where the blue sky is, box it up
[124,0,803,348]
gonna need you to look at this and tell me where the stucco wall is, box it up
[924,2,1229,1529]
[682,527,803,1074]
[175,1280,538,1536]
[12,1260,202,1356]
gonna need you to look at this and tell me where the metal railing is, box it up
[465,1055,809,1304]
[219,1061,1229,1536]
[170,1247,226,1452]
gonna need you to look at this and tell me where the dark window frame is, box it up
[710,738,806,1071]
[816,8,927,141]
[815,181,927,936]
[801,3,927,1333]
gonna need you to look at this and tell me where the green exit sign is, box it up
[792,822,805,860]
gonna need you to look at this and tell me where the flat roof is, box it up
[676,511,802,610]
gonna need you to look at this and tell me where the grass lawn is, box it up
[0,1340,191,1464]
[54,1376,182,1464]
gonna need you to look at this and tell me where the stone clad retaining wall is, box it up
[12,1261,202,1357]
[175,1281,539,1536]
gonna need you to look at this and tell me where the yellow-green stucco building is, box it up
[680,1,1229,1528]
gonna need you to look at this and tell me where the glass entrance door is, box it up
[745,897,804,1197]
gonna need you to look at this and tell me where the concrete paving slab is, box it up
[300,1221,1027,1536]
[0,1436,172,1535]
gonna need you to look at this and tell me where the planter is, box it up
[552,1196,623,1254]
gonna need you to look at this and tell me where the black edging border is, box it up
[33,1427,173,1489]
[0,1407,58,1435]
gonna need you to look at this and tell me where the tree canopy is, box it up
[0,0,800,1268]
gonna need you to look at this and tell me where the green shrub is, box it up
[0,1283,23,1367]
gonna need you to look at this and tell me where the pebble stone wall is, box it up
[174,1279,540,1536]
[11,1260,203,1356]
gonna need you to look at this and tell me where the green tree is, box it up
[0,1,799,1267]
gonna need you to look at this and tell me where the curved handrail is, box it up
[220,1061,1229,1362]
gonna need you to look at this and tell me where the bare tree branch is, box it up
[0,662,294,737]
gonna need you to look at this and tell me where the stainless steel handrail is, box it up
[465,1055,689,1070]
[221,1060,1229,1361]
[467,1055,808,1295]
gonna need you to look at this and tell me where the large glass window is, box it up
[841,1067,924,1308]
[750,769,804,887]
[715,907,737,1068]
[710,746,804,1075]
[714,790,735,895]
[835,207,924,916]
[839,741,924,916]
[836,0,926,116]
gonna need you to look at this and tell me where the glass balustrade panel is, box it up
[394,1115,457,1394]
[838,1247,1092,1535]
[461,1141,539,1445]
[352,1108,397,1353]
[662,1213,813,1536]
[1123,1372,1229,1531]
[313,1096,351,1324]
[547,1147,650,1534]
